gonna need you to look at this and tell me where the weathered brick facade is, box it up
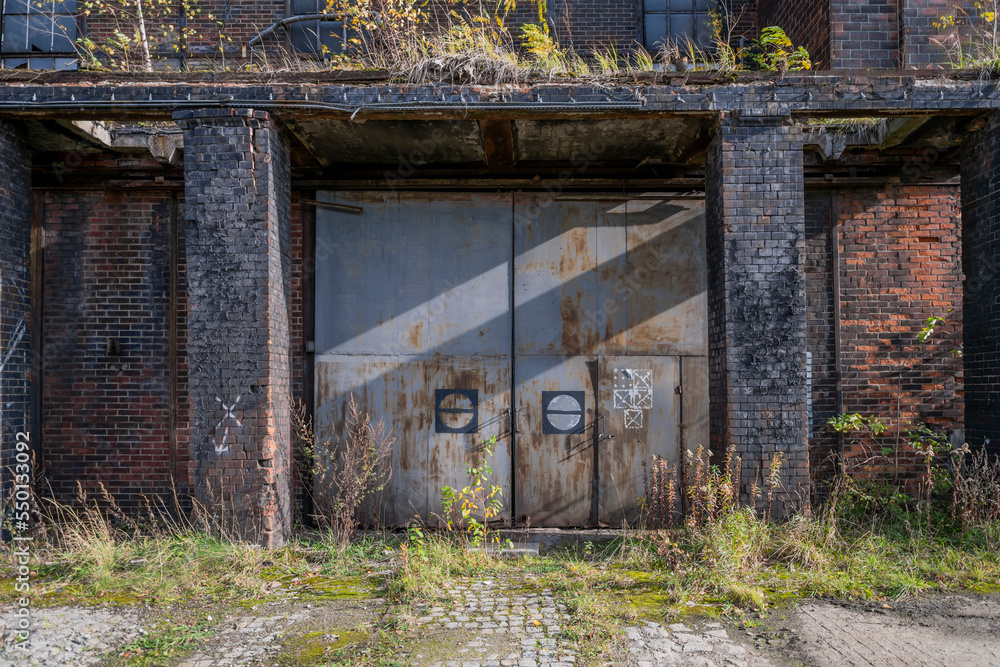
[40,191,189,509]
[830,0,901,70]
[961,111,1000,456]
[0,121,32,498]
[903,0,954,68]
[174,108,292,547]
[706,114,809,514]
[805,186,965,488]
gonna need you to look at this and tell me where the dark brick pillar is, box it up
[0,121,32,492]
[960,111,1000,457]
[174,109,292,547]
[705,114,810,516]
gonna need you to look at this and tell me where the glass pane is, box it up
[695,0,711,11]
[670,13,694,43]
[54,55,76,69]
[291,0,319,15]
[28,56,52,68]
[696,12,713,48]
[291,21,319,52]
[28,14,54,51]
[51,13,75,50]
[644,13,666,51]
[1,57,28,68]
[318,20,343,54]
[54,1,78,14]
[644,0,667,13]
[1,14,27,53]
[3,0,31,15]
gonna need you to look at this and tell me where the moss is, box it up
[273,628,369,665]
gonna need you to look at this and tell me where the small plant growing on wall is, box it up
[292,395,395,544]
[440,435,508,548]
[751,27,812,72]
[934,1,1000,70]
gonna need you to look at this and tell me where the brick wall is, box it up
[829,0,901,70]
[706,114,809,515]
[961,111,1000,456]
[41,191,189,509]
[175,108,292,547]
[804,185,965,485]
[0,121,32,504]
[83,0,288,63]
[758,0,832,70]
[537,0,638,56]
[903,0,955,68]
[804,191,838,489]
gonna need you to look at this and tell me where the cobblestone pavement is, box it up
[0,606,142,666]
[410,577,578,666]
[622,621,773,667]
[176,608,315,667]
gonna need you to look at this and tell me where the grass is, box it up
[4,471,1000,664]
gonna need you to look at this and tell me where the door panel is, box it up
[313,192,707,527]
[314,192,513,527]
[598,357,681,525]
[512,197,707,526]
[513,355,596,526]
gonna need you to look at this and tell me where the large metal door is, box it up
[314,192,514,526]
[314,192,708,528]
[512,195,708,526]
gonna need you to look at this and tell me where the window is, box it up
[1,0,78,69]
[289,0,346,55]
[642,0,713,53]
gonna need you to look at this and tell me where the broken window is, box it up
[642,0,713,54]
[289,0,346,55]
[1,0,78,69]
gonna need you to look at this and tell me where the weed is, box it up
[293,395,395,544]
[116,616,215,665]
[439,435,510,548]
[751,26,812,71]
[934,1,1000,71]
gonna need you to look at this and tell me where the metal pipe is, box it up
[831,190,845,472]
[293,197,363,213]
[247,14,344,48]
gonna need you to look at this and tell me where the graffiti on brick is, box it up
[613,368,653,430]
[212,395,242,454]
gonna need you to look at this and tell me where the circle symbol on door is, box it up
[435,389,479,434]
[542,391,586,434]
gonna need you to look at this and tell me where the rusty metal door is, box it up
[314,192,707,528]
[512,195,708,527]
[314,192,514,527]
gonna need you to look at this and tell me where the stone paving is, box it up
[0,583,768,666]
[411,577,578,666]
[176,608,315,667]
[0,606,142,666]
[622,621,773,667]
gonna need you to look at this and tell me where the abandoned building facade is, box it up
[0,0,994,546]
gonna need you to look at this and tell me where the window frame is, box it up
[0,0,79,69]
[286,0,348,56]
[640,0,714,55]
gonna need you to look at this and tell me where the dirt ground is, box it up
[749,593,1000,667]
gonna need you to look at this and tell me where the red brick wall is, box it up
[758,0,832,69]
[42,190,189,509]
[806,185,965,487]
